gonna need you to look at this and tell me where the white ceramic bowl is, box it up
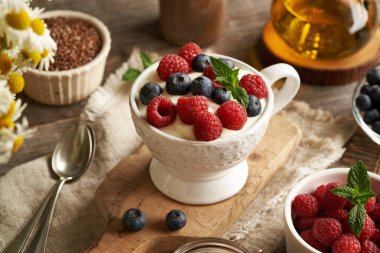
[24,10,111,106]
[130,54,300,205]
[284,168,380,253]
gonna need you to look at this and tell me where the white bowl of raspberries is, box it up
[129,42,300,205]
[285,161,380,253]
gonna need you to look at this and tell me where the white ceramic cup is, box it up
[130,54,300,205]
[24,10,111,106]
[284,168,380,253]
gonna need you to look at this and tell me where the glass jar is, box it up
[173,238,252,253]
[270,0,378,60]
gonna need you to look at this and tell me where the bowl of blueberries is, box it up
[353,65,380,145]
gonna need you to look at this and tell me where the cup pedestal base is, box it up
[149,158,248,205]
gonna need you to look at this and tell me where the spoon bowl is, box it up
[4,122,95,253]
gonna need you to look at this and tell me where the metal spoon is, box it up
[4,122,95,253]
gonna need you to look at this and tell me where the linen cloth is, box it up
[0,49,355,253]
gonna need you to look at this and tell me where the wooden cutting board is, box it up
[87,114,301,253]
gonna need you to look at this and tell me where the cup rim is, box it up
[284,168,380,252]
[129,53,274,144]
[27,10,111,76]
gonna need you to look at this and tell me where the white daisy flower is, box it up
[0,84,14,117]
[0,127,15,163]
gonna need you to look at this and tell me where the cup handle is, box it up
[260,63,300,115]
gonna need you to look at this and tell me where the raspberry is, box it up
[312,218,343,247]
[332,233,361,253]
[300,229,329,253]
[355,215,375,241]
[295,217,316,232]
[193,112,223,141]
[178,42,202,65]
[371,228,380,245]
[216,101,247,130]
[365,197,377,213]
[147,96,176,128]
[370,203,380,221]
[239,74,267,99]
[312,184,326,205]
[321,182,347,210]
[157,54,190,81]
[292,194,319,218]
[323,209,350,232]
[203,65,221,88]
[362,240,380,253]
[176,96,208,125]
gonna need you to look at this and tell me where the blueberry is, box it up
[373,121,380,134]
[211,87,231,104]
[166,73,192,95]
[366,66,380,85]
[247,95,262,117]
[219,58,235,69]
[363,108,380,124]
[165,209,187,230]
[369,86,380,102]
[139,83,162,105]
[360,84,372,95]
[190,76,213,97]
[192,54,210,72]
[123,208,147,231]
[355,94,372,111]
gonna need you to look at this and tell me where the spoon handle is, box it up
[3,180,64,253]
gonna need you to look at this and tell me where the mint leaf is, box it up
[122,68,141,81]
[348,204,366,237]
[210,56,232,78]
[348,161,371,191]
[231,69,240,87]
[215,77,234,90]
[232,87,249,108]
[140,51,154,69]
[331,186,355,199]
[355,190,377,205]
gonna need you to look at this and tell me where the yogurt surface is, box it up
[137,68,267,141]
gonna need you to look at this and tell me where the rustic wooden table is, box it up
[1,0,379,233]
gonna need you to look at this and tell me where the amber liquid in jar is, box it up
[270,0,377,60]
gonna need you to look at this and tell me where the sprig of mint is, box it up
[331,161,377,237]
[122,51,154,81]
[210,56,249,108]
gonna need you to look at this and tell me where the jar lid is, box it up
[173,238,253,253]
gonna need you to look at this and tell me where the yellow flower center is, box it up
[6,10,31,30]
[12,135,24,152]
[4,100,16,118]
[41,49,49,58]
[31,18,45,35]
[0,54,13,75]
[8,73,25,93]
[28,50,41,65]
[0,117,14,130]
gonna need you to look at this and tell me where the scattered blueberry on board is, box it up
[165,209,187,230]
[355,65,380,134]
[123,208,147,231]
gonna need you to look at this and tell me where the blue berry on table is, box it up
[366,66,380,85]
[166,72,192,95]
[190,76,213,97]
[373,121,380,134]
[246,95,262,117]
[139,83,163,105]
[123,208,147,231]
[360,84,372,95]
[219,58,235,69]
[356,94,372,111]
[211,87,231,104]
[165,209,187,230]
[192,54,211,72]
[363,108,380,124]
[369,86,380,102]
